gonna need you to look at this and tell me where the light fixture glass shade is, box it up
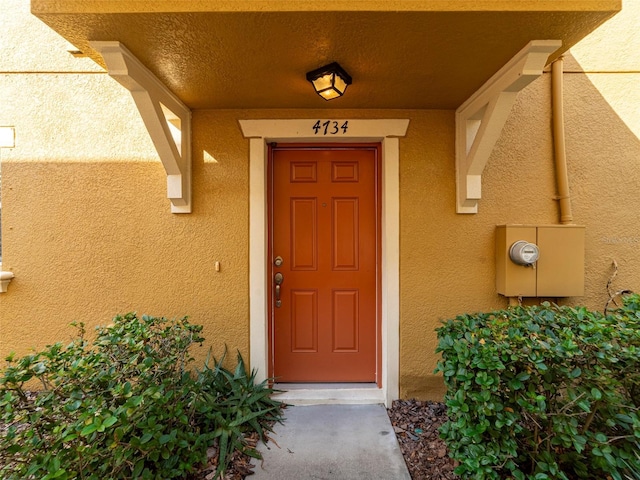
[306,62,352,101]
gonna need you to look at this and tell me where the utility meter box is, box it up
[496,225,585,297]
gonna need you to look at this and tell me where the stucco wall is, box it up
[0,1,251,367]
[0,89,251,369]
[563,0,640,310]
[2,0,640,400]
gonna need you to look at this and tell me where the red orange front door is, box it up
[269,145,379,382]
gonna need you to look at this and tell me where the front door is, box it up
[269,144,380,382]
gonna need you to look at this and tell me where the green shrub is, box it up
[435,296,640,480]
[0,313,283,480]
[195,349,284,474]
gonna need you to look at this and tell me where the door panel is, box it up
[291,290,318,352]
[270,145,379,382]
[332,290,359,351]
[333,198,359,270]
[291,198,317,270]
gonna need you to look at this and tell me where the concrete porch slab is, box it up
[252,404,411,480]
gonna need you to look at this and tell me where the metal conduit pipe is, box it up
[551,57,574,224]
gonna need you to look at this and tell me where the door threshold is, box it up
[272,383,385,406]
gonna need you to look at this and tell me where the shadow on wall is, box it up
[560,52,640,310]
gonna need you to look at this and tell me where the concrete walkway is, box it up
[251,404,411,480]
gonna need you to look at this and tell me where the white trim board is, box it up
[239,118,408,407]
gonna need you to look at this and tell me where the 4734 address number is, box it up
[312,120,349,135]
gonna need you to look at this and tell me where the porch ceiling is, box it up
[32,1,620,110]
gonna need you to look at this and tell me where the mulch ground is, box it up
[387,399,459,480]
[189,431,262,480]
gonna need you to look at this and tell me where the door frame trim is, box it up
[239,119,409,406]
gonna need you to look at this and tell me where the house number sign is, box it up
[312,120,349,135]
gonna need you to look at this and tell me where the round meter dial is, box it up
[509,241,540,266]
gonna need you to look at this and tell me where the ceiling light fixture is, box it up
[306,62,352,101]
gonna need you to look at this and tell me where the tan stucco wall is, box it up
[0,107,252,367]
[563,0,640,307]
[0,0,251,366]
[2,0,640,400]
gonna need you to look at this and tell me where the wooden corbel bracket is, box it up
[456,40,562,214]
[90,41,192,213]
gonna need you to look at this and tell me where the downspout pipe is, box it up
[551,57,574,224]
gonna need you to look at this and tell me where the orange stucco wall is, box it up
[2,0,639,400]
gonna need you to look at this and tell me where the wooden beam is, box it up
[90,41,192,213]
[455,40,561,213]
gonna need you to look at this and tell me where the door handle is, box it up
[274,272,284,308]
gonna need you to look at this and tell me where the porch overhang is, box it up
[31,0,620,212]
[31,1,620,111]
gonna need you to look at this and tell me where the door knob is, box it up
[274,272,284,308]
[274,256,284,267]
